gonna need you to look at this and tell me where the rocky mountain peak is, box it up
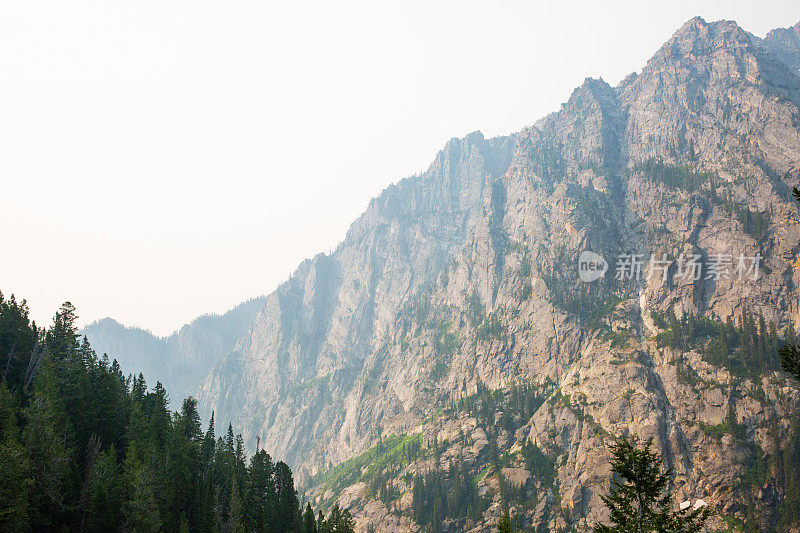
[646,17,785,86]
[762,20,800,72]
[563,78,617,113]
[619,17,800,169]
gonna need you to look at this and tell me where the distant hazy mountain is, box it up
[81,296,266,405]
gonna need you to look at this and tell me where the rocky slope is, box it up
[95,16,800,531]
[196,131,517,462]
[82,296,266,403]
[759,21,800,73]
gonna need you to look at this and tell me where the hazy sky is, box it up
[2,0,799,336]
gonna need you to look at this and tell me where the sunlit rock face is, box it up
[192,16,800,531]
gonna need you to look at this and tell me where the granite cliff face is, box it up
[196,132,517,464]
[96,17,800,531]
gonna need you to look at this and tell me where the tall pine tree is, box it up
[594,437,708,532]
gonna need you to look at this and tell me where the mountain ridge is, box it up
[82,296,266,403]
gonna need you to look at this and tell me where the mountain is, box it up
[196,131,517,463]
[97,17,800,531]
[759,21,800,73]
[82,296,265,404]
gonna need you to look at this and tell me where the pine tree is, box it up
[168,407,202,531]
[275,460,300,532]
[214,434,235,525]
[779,343,800,381]
[0,383,32,530]
[122,443,161,533]
[147,381,171,448]
[302,502,317,533]
[336,505,356,533]
[131,373,147,405]
[228,478,245,533]
[317,510,327,533]
[0,292,38,391]
[82,441,122,530]
[247,449,277,531]
[497,507,514,533]
[226,422,235,450]
[46,301,80,360]
[594,437,708,532]
[23,355,75,529]
[320,503,355,533]
[180,397,203,442]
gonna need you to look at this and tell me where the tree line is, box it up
[411,459,484,531]
[652,307,785,377]
[0,293,353,532]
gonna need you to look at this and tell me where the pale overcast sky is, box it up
[2,0,799,336]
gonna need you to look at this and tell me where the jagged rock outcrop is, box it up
[760,21,800,73]
[197,132,517,465]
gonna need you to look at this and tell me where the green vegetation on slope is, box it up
[635,159,715,192]
[651,307,784,378]
[311,433,423,507]
[411,460,485,531]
